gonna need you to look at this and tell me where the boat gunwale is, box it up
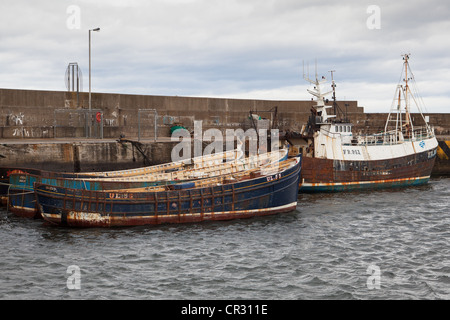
[35,157,301,202]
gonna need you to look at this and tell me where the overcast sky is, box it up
[1,0,449,113]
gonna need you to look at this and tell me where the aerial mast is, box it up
[303,61,335,124]
[329,70,336,117]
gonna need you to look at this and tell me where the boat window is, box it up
[335,125,338,132]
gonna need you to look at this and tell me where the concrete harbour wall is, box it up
[0,88,365,139]
[0,88,449,175]
[0,140,178,173]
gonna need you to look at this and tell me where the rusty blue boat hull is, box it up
[9,149,288,218]
[7,170,118,218]
[35,156,302,227]
[7,173,166,218]
[1,167,40,206]
[2,167,86,210]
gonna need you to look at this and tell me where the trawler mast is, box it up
[384,54,433,140]
[403,53,412,135]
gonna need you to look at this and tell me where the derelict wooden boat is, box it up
[6,148,244,217]
[34,156,302,227]
[1,167,42,206]
[8,149,288,218]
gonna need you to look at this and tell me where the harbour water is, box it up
[0,177,449,300]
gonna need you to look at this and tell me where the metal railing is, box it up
[356,126,434,146]
[319,125,435,147]
[53,109,103,138]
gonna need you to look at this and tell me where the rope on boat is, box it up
[2,183,34,214]
[0,181,13,213]
[4,183,12,214]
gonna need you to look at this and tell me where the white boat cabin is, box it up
[320,122,354,145]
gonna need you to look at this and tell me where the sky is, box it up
[1,0,449,113]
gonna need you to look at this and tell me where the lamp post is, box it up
[88,27,100,137]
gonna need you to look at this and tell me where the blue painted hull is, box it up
[5,167,112,217]
[8,150,289,218]
[7,174,164,218]
[35,156,302,227]
[1,167,48,206]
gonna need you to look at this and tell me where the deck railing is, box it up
[356,126,434,146]
[320,125,435,146]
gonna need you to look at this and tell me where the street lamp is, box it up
[88,27,100,137]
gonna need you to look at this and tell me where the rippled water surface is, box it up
[1,178,449,300]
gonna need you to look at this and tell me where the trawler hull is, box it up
[300,146,437,192]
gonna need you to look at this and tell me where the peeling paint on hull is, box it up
[300,176,431,192]
[35,157,302,228]
[40,202,298,227]
[7,149,287,217]
[299,148,437,192]
[8,205,41,219]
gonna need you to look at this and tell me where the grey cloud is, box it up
[0,0,448,113]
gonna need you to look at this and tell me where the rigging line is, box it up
[407,64,430,114]
[396,62,406,88]
[409,93,431,130]
[411,79,430,114]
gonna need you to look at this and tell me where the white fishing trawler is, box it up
[295,54,438,191]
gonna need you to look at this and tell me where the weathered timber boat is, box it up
[1,166,96,206]
[34,156,302,227]
[2,149,238,207]
[4,146,243,204]
[9,149,288,218]
[295,54,438,192]
[74,148,243,178]
[1,167,39,206]
[6,148,243,218]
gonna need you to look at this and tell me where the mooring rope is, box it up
[5,183,12,214]
[3,183,35,215]
[7,190,35,196]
